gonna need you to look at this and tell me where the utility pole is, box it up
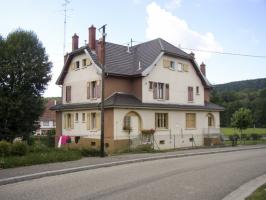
[99,24,107,157]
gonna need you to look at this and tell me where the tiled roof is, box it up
[40,99,58,121]
[51,93,224,111]
[56,38,211,88]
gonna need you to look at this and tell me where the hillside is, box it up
[214,78,266,92]
[211,78,266,127]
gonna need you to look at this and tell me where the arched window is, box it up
[207,113,215,127]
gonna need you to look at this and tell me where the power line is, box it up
[180,47,266,59]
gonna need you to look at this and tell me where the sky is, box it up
[1,0,266,97]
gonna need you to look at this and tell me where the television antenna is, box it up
[62,0,70,55]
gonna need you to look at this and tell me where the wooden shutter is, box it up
[87,82,90,99]
[97,80,101,98]
[188,87,193,101]
[155,113,158,128]
[96,112,100,130]
[153,82,158,99]
[87,113,91,130]
[71,63,75,70]
[165,84,169,100]
[66,86,71,102]
[183,64,188,72]
[63,113,67,129]
[70,113,74,129]
[163,59,170,68]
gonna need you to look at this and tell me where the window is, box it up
[177,63,182,71]
[75,61,80,69]
[196,86,199,95]
[66,86,71,102]
[155,113,168,129]
[152,82,169,100]
[159,140,165,144]
[188,87,194,102]
[170,61,176,70]
[82,113,86,122]
[186,113,196,129]
[158,83,164,99]
[87,112,100,130]
[91,141,96,146]
[208,114,214,127]
[87,81,101,99]
[149,81,153,90]
[64,113,74,129]
[123,116,131,130]
[82,59,86,67]
[43,121,49,126]
[91,113,96,129]
[75,113,79,122]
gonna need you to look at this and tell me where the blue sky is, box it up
[1,0,266,97]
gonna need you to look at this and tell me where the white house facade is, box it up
[51,25,224,152]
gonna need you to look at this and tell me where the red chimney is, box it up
[200,62,206,76]
[89,25,96,50]
[97,39,104,64]
[72,33,79,51]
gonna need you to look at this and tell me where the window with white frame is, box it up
[155,113,168,129]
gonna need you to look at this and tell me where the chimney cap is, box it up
[89,25,96,29]
[200,62,206,66]
[72,33,79,38]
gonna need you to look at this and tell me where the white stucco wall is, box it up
[114,108,220,149]
[63,54,101,104]
[142,55,205,105]
[61,110,101,139]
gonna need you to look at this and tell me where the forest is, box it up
[210,78,266,127]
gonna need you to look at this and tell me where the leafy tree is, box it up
[231,108,253,139]
[0,29,52,142]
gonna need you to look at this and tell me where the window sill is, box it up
[185,128,196,130]
[188,101,194,103]
[155,128,169,131]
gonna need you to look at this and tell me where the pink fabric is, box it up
[61,135,67,145]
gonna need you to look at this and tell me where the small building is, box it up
[51,25,224,152]
[36,99,57,135]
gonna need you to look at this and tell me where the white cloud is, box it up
[146,2,222,62]
[164,0,182,11]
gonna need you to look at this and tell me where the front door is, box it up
[130,116,139,136]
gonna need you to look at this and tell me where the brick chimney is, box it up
[200,62,206,76]
[97,39,104,64]
[72,33,79,51]
[190,52,195,59]
[89,25,96,50]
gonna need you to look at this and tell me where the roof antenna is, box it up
[62,0,70,55]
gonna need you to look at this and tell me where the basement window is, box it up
[91,141,96,146]
[159,140,165,144]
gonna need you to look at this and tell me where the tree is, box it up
[231,108,253,139]
[0,29,52,142]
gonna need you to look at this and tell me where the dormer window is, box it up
[75,61,80,69]
[82,59,86,67]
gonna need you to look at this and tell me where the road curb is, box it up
[0,145,266,186]
[222,174,266,200]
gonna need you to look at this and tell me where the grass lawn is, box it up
[221,128,266,136]
[246,183,266,200]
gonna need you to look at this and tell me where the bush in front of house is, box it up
[29,143,50,153]
[250,133,262,141]
[0,141,12,156]
[10,142,28,156]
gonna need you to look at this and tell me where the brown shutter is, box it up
[63,113,67,129]
[66,86,71,102]
[155,113,158,128]
[96,112,100,130]
[70,113,74,129]
[97,80,101,98]
[87,82,90,99]
[163,59,170,68]
[188,87,193,101]
[165,84,169,100]
[87,113,91,130]
[153,82,158,99]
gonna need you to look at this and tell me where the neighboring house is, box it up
[51,25,224,152]
[36,99,57,135]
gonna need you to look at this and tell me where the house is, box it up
[51,25,224,152]
[35,99,57,135]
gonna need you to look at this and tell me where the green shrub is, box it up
[250,133,262,141]
[29,143,49,153]
[11,142,28,156]
[0,141,11,157]
[0,149,82,169]
[81,148,104,157]
[134,144,154,153]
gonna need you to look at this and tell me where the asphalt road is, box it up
[0,148,266,200]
